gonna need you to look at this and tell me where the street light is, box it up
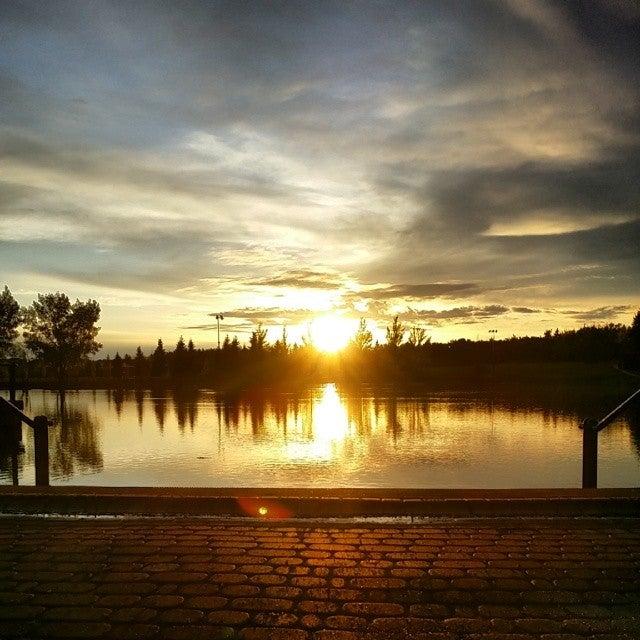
[488,329,497,371]
[214,314,224,349]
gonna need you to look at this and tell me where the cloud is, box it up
[362,282,480,300]
[215,306,318,326]
[561,305,631,322]
[512,307,540,314]
[249,269,346,290]
[1,0,639,347]
[402,305,510,325]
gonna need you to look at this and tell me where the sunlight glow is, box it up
[285,383,351,462]
[311,314,354,353]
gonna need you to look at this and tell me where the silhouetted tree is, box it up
[0,285,21,357]
[250,324,268,351]
[22,292,101,393]
[408,326,429,347]
[150,339,167,378]
[112,352,124,380]
[624,310,640,371]
[171,336,188,380]
[273,327,289,355]
[134,346,146,380]
[350,318,373,350]
[186,339,198,376]
[386,316,406,348]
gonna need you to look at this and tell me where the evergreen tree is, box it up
[112,352,123,379]
[250,324,268,351]
[134,346,146,379]
[171,336,188,379]
[625,310,640,370]
[150,339,167,377]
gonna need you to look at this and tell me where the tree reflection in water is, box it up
[152,394,167,432]
[135,389,144,427]
[172,389,199,432]
[628,404,640,458]
[49,400,103,479]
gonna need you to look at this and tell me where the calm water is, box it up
[1,384,639,488]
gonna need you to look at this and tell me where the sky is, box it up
[1,0,639,354]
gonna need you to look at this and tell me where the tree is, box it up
[385,316,406,348]
[171,336,188,379]
[134,346,146,379]
[186,338,197,376]
[625,310,640,370]
[22,292,101,391]
[273,327,289,355]
[350,318,373,350]
[0,285,21,357]
[112,352,123,379]
[408,326,430,347]
[249,324,268,351]
[150,339,167,377]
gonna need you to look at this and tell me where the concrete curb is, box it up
[0,487,639,518]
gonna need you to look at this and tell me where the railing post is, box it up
[33,415,50,487]
[581,417,598,489]
[8,359,17,404]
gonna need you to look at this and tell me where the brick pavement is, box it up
[0,516,638,639]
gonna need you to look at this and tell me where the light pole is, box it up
[215,313,224,349]
[489,329,497,371]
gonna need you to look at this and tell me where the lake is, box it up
[1,383,639,488]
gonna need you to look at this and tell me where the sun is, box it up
[311,314,354,353]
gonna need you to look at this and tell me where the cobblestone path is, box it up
[0,516,638,639]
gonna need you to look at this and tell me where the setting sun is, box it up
[310,315,355,353]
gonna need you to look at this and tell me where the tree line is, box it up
[1,285,639,390]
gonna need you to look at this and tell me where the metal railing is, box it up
[0,396,53,486]
[580,387,640,488]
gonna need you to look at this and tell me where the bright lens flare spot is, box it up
[258,506,269,516]
[311,315,353,353]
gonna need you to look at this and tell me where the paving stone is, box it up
[240,628,308,639]
[0,604,46,619]
[157,607,206,624]
[36,621,112,637]
[0,517,637,639]
[207,609,250,625]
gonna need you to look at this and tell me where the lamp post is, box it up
[489,329,497,371]
[215,313,224,349]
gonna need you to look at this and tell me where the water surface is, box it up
[1,384,639,488]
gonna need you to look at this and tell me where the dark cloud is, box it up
[249,270,345,290]
[365,282,479,300]
[512,307,540,314]
[561,305,631,322]
[216,307,317,325]
[402,305,510,325]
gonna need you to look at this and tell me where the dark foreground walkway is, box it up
[0,516,638,640]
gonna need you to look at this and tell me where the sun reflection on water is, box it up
[285,383,351,461]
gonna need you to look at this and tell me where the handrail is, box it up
[0,396,35,428]
[0,396,53,486]
[580,386,640,488]
[594,387,640,433]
